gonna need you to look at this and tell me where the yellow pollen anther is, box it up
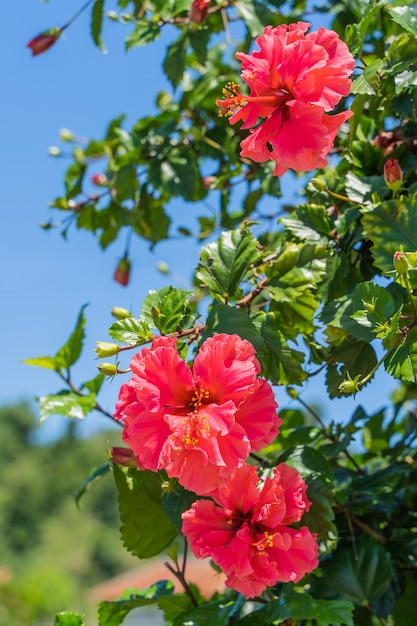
[216,81,247,117]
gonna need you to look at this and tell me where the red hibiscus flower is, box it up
[217,22,355,176]
[182,463,319,597]
[114,334,280,494]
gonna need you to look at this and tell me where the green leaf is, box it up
[158,594,194,624]
[54,613,86,626]
[240,594,354,626]
[254,312,307,385]
[125,21,161,50]
[141,286,194,334]
[196,228,260,302]
[173,596,245,626]
[266,243,327,339]
[113,465,178,559]
[162,484,196,532]
[74,462,111,507]
[163,32,188,88]
[302,474,337,540]
[387,6,417,39]
[65,162,87,199]
[54,305,88,371]
[98,581,175,626]
[38,390,96,422]
[281,205,332,244]
[109,317,153,345]
[22,355,57,370]
[361,198,417,274]
[326,341,378,398]
[91,0,107,52]
[385,325,417,383]
[344,0,387,56]
[316,536,393,605]
[351,59,382,95]
[204,303,265,354]
[278,445,334,482]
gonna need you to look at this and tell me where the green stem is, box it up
[62,0,97,31]
[403,273,417,321]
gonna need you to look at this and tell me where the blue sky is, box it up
[1,1,397,441]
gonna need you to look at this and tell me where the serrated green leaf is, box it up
[65,162,87,199]
[387,6,417,39]
[254,312,307,385]
[113,465,178,559]
[266,243,327,339]
[240,594,354,626]
[54,305,88,371]
[74,462,111,507]
[326,341,377,398]
[315,536,393,605]
[98,581,175,626]
[38,390,97,422]
[173,596,245,626]
[109,317,153,345]
[344,0,387,56]
[196,228,260,302]
[125,21,161,50]
[141,286,193,334]
[302,475,336,540]
[278,445,334,482]
[351,59,382,95]
[91,0,107,52]
[204,302,265,354]
[54,613,86,626]
[385,325,417,383]
[361,198,417,274]
[281,205,332,244]
[163,32,188,88]
[162,485,196,532]
[158,594,194,624]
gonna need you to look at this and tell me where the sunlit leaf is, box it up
[113,465,178,559]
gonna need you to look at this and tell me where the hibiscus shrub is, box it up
[27,0,417,625]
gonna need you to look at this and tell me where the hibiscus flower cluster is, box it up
[115,333,319,597]
[217,22,355,177]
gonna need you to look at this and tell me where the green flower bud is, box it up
[286,387,299,400]
[338,373,361,397]
[60,128,74,142]
[310,177,327,191]
[111,306,132,320]
[48,146,61,156]
[393,251,409,275]
[97,362,118,377]
[95,341,119,358]
[156,261,170,274]
[161,478,178,492]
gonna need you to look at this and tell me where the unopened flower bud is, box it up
[114,256,131,287]
[60,128,74,142]
[156,261,169,274]
[26,29,60,56]
[393,251,409,274]
[97,362,118,377]
[48,146,61,156]
[109,446,136,466]
[202,175,217,190]
[310,177,327,192]
[161,478,178,492]
[111,306,132,320]
[95,341,120,358]
[384,158,403,192]
[91,173,108,186]
[190,0,210,24]
[286,387,299,400]
[338,374,361,397]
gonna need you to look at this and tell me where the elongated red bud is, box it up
[27,30,60,56]
[114,257,131,286]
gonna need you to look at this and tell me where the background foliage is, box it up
[19,0,417,624]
